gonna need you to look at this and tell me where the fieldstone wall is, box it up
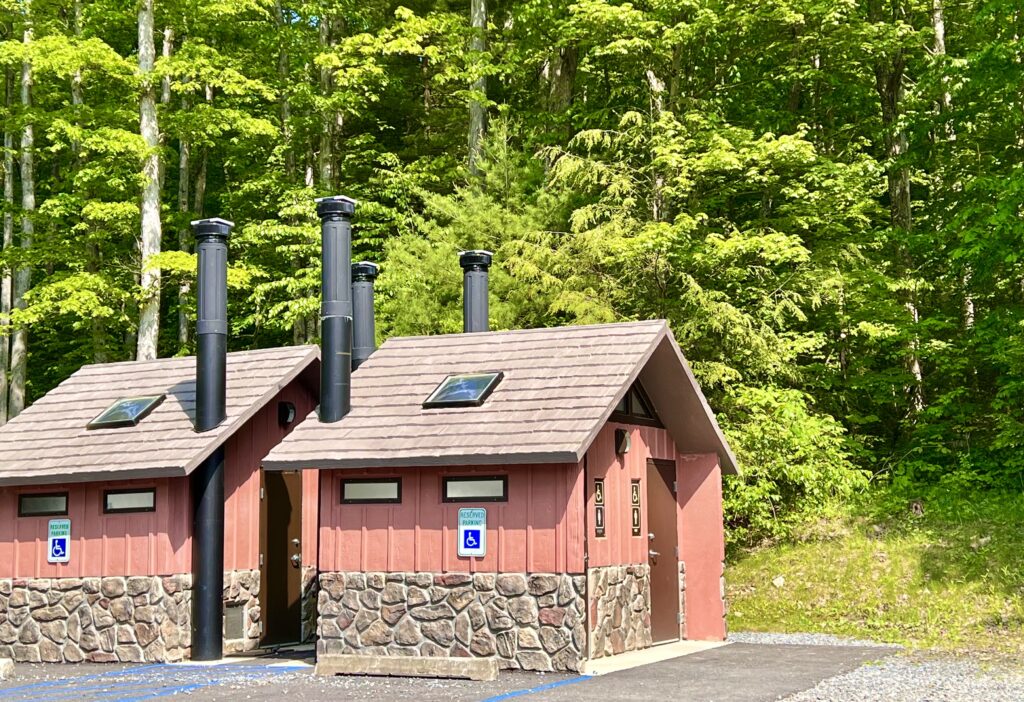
[301,566,319,642]
[0,569,262,663]
[0,575,192,664]
[317,572,587,672]
[587,564,652,659]
[222,570,261,653]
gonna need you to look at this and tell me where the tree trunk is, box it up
[932,0,953,118]
[178,129,190,351]
[276,1,295,177]
[318,16,334,189]
[10,5,33,417]
[645,69,665,222]
[161,27,173,105]
[71,0,105,362]
[875,54,924,416]
[547,45,577,141]
[136,0,163,361]
[71,0,83,156]
[1,69,14,425]
[467,0,487,174]
[193,85,212,218]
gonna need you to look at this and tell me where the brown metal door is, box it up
[647,459,680,644]
[260,469,303,646]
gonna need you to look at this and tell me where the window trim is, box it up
[423,372,504,409]
[103,488,157,515]
[442,475,509,503]
[341,477,402,505]
[18,492,69,518]
[609,381,663,428]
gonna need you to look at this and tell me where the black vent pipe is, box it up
[317,196,356,422]
[190,216,233,662]
[352,261,379,370]
[459,250,492,333]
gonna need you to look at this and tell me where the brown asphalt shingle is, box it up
[0,345,318,486]
[263,320,738,472]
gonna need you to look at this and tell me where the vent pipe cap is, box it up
[315,195,357,219]
[352,261,380,281]
[190,218,234,238]
[459,250,493,271]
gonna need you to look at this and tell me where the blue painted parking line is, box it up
[480,675,593,701]
[0,663,308,702]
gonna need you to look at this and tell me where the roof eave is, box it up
[263,450,581,471]
[179,346,321,476]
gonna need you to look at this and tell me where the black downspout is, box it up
[317,196,356,422]
[459,250,492,333]
[190,216,233,662]
[351,261,379,370]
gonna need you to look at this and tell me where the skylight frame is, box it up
[86,394,166,430]
[422,371,504,409]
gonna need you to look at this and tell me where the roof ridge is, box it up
[379,319,668,346]
[73,344,318,374]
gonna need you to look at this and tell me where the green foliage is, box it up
[2,0,1023,548]
[728,487,1024,654]
[719,386,866,548]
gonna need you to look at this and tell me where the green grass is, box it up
[726,490,1024,655]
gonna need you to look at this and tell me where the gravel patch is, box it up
[729,631,903,648]
[781,653,1024,702]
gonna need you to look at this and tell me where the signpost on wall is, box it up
[457,508,486,558]
[594,479,606,537]
[47,519,71,564]
[631,480,642,536]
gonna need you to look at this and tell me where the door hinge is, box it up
[259,553,264,567]
[677,613,683,624]
[260,487,265,500]
[672,480,678,494]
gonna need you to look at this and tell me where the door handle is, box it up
[291,538,301,547]
[290,553,301,567]
[648,550,660,559]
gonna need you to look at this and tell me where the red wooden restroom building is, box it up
[0,198,737,673]
[264,319,736,672]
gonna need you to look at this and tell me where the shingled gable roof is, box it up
[0,345,319,487]
[263,320,739,474]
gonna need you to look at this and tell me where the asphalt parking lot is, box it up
[0,642,894,702]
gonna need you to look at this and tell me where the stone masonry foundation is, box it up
[0,575,192,664]
[301,566,319,642]
[0,569,262,663]
[222,570,261,654]
[587,564,652,659]
[317,572,587,672]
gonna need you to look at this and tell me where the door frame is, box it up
[258,468,304,647]
[646,458,681,644]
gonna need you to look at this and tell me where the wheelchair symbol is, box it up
[50,539,67,559]
[462,530,480,550]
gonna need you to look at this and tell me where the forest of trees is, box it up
[1,0,1022,544]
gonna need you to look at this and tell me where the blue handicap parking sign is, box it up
[50,538,67,560]
[462,529,481,550]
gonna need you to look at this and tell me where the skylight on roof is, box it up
[423,372,503,409]
[87,395,165,430]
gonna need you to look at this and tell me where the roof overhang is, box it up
[264,324,739,475]
[0,347,321,488]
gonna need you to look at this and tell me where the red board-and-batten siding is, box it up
[587,421,726,640]
[318,463,586,574]
[0,379,318,579]
[317,420,719,574]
